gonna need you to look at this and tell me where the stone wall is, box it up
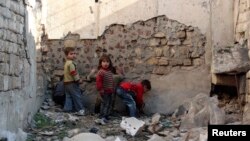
[43,15,210,114]
[235,0,250,123]
[0,0,43,134]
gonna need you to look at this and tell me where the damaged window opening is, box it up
[210,84,238,99]
[95,0,98,3]
[210,73,245,124]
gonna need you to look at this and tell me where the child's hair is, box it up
[97,54,113,70]
[64,47,75,55]
[141,79,151,90]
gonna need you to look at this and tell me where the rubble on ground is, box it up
[24,94,242,141]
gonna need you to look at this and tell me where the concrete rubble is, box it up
[20,91,242,141]
[120,117,145,136]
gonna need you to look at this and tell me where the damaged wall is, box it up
[39,0,236,114]
[42,15,210,114]
[234,0,250,124]
[44,0,211,39]
[0,0,43,134]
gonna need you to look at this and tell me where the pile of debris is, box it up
[22,93,241,141]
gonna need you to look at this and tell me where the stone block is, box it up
[193,58,203,66]
[182,38,192,45]
[8,19,17,33]
[19,4,25,16]
[10,32,18,43]
[17,34,24,45]
[212,46,250,74]
[160,39,167,45]
[8,42,19,54]
[162,45,170,57]
[12,76,21,89]
[176,31,186,39]
[135,48,142,58]
[16,22,23,34]
[169,59,183,66]
[0,6,11,19]
[0,18,7,31]
[146,57,158,65]
[183,59,192,66]
[65,133,105,141]
[0,52,6,62]
[153,32,165,38]
[0,74,9,91]
[167,39,181,46]
[14,59,22,76]
[151,113,161,125]
[64,39,76,48]
[154,48,163,57]
[9,0,19,14]
[0,63,9,75]
[9,54,17,75]
[120,117,145,136]
[149,38,161,46]
[158,57,169,66]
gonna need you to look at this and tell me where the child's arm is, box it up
[69,63,80,82]
[136,85,144,110]
[96,71,104,94]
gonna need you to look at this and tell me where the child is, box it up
[94,66,125,114]
[53,76,65,106]
[95,54,114,125]
[111,66,125,112]
[63,47,85,116]
[116,79,151,117]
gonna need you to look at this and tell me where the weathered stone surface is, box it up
[158,57,169,66]
[176,31,186,39]
[64,39,76,48]
[180,94,225,129]
[212,45,250,74]
[153,32,166,38]
[149,38,160,46]
[154,48,163,57]
[146,57,158,65]
[183,59,192,66]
